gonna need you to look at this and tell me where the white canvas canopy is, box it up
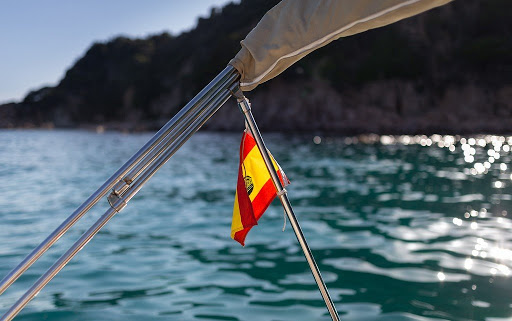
[230,0,452,91]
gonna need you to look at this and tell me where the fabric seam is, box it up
[240,0,422,87]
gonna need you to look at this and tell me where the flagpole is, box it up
[231,86,340,321]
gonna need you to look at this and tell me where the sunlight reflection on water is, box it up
[0,130,512,320]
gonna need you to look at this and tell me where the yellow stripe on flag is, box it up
[231,190,244,238]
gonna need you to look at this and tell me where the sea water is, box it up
[0,130,511,321]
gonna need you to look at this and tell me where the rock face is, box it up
[1,0,511,134]
[206,81,512,135]
[0,103,16,128]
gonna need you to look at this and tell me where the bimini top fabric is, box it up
[229,0,452,91]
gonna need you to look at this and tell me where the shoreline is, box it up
[2,122,511,138]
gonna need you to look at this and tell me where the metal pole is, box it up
[122,78,237,204]
[0,207,118,321]
[234,90,340,321]
[0,65,238,296]
[122,71,239,186]
[0,69,239,321]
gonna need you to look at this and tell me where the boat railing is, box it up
[0,65,240,321]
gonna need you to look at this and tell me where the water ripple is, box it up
[1,130,512,320]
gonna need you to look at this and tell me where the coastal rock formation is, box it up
[1,0,511,134]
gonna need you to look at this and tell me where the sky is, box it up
[0,0,233,104]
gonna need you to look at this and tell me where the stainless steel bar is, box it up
[123,80,236,203]
[121,71,240,187]
[0,207,118,321]
[236,93,341,321]
[0,70,239,321]
[115,70,239,194]
[0,65,237,296]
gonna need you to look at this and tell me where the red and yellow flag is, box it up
[231,130,289,246]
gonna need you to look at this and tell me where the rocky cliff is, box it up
[1,0,511,134]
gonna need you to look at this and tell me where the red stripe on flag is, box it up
[252,179,277,220]
[235,178,280,245]
[234,228,251,246]
[241,131,256,161]
[236,165,257,230]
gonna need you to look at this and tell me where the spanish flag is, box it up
[231,130,289,246]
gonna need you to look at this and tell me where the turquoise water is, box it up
[1,130,512,321]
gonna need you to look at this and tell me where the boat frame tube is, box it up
[1,66,339,321]
[234,89,340,321]
[0,65,239,321]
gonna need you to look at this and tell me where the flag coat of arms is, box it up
[231,130,289,246]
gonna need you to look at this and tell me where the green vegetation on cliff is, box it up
[1,0,511,133]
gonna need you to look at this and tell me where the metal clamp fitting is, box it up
[108,194,127,213]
